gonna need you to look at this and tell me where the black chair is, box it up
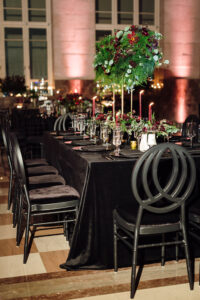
[11,132,80,263]
[188,190,200,284]
[113,143,196,298]
[2,127,62,211]
[8,132,67,226]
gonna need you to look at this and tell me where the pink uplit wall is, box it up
[52,0,95,86]
[162,0,200,122]
[176,79,188,123]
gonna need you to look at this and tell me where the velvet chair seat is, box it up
[25,158,49,167]
[27,165,58,176]
[28,174,65,190]
[29,185,80,211]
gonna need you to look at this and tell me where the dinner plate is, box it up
[63,135,89,141]
[117,149,141,158]
[73,145,113,152]
[72,140,96,146]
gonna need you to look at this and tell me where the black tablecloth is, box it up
[44,133,200,270]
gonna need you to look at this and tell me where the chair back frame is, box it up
[131,143,196,214]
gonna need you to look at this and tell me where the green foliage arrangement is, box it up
[94,25,169,89]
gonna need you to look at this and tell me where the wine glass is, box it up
[102,125,109,147]
[186,121,197,148]
[113,127,122,156]
[89,120,97,142]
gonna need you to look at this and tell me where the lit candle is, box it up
[92,96,97,118]
[139,90,144,119]
[130,89,133,117]
[113,87,115,119]
[148,102,154,122]
[121,84,124,119]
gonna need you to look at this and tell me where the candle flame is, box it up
[149,102,154,107]
[139,90,144,95]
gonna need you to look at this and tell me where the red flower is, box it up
[129,60,137,68]
[127,32,136,45]
[131,25,136,31]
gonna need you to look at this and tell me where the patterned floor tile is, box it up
[40,250,69,273]
[34,234,70,252]
[0,253,46,278]
[0,238,38,257]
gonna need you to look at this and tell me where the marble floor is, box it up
[0,154,200,299]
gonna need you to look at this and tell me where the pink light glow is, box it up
[69,80,82,94]
[176,79,188,123]
[167,2,195,78]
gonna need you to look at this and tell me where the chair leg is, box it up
[24,210,31,264]
[16,194,23,246]
[8,165,13,210]
[182,227,194,290]
[113,218,118,272]
[13,184,19,228]
[175,232,179,262]
[161,233,165,266]
[130,232,139,299]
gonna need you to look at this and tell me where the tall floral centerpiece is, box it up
[94,25,168,117]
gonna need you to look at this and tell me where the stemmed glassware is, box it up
[186,121,197,148]
[102,125,109,148]
[88,120,97,142]
[77,115,86,135]
[113,126,122,156]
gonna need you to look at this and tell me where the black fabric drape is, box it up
[44,133,200,270]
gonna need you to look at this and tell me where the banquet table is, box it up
[43,132,200,270]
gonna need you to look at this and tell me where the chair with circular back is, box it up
[53,115,63,132]
[113,143,196,298]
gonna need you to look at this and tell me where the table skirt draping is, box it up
[44,133,200,270]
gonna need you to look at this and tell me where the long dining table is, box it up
[43,132,200,270]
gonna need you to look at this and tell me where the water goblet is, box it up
[102,125,109,148]
[89,121,97,142]
[186,121,197,148]
[113,127,122,156]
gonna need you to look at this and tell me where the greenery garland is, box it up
[94,25,169,90]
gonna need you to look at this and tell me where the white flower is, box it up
[104,60,108,65]
[128,65,133,69]
[109,59,113,66]
[139,63,143,66]
[116,31,123,39]
[125,73,129,77]
[127,69,132,74]
[155,32,162,40]
[164,59,169,64]
[154,49,158,54]
[124,26,130,32]
[153,55,159,61]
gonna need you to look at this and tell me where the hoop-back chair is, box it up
[11,133,80,263]
[113,143,196,298]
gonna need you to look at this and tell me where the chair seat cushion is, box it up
[25,158,49,167]
[114,203,180,234]
[28,174,65,189]
[29,185,80,212]
[27,165,58,176]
